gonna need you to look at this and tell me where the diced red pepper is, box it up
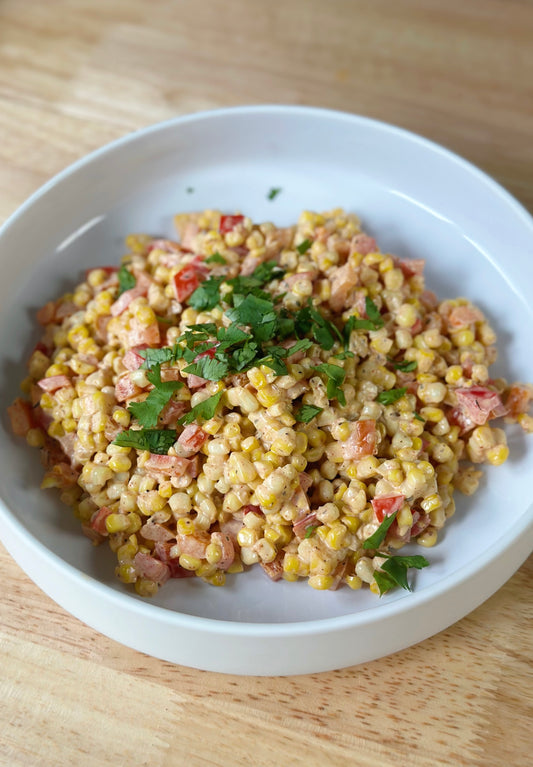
[219,214,244,234]
[89,506,112,536]
[173,265,201,302]
[371,494,405,523]
[7,398,34,437]
[177,424,208,455]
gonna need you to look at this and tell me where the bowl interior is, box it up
[0,106,532,624]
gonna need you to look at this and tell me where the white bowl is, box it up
[1,105,532,675]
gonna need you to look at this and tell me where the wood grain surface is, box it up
[1,1,532,765]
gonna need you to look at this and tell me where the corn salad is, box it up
[8,208,533,597]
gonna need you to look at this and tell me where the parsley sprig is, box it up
[118,265,136,295]
[127,364,183,428]
[113,428,177,454]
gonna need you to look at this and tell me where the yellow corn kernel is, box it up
[242,436,260,453]
[206,572,226,587]
[227,559,244,574]
[346,574,363,590]
[26,428,45,448]
[205,542,222,564]
[342,515,361,534]
[453,329,475,347]
[369,580,381,595]
[326,526,347,550]
[283,554,301,574]
[247,368,268,389]
[486,444,509,466]
[67,325,89,348]
[46,363,70,378]
[47,421,65,439]
[179,554,202,571]
[263,451,283,467]
[177,517,195,535]
[195,563,217,578]
[237,528,259,548]
[346,464,360,480]
[135,305,156,326]
[445,365,463,384]
[289,431,306,454]
[105,513,131,534]
[308,427,326,447]
[283,571,299,582]
[108,454,132,473]
[116,564,138,584]
[202,417,223,435]
[271,435,296,457]
[420,407,444,423]
[420,493,442,513]
[308,574,334,590]
[135,578,158,597]
[336,421,351,441]
[417,528,438,547]
[256,385,280,407]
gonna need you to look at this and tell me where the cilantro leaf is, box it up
[295,405,323,423]
[296,239,312,254]
[267,187,282,200]
[373,570,399,596]
[363,511,398,549]
[127,364,183,428]
[414,413,425,422]
[139,346,177,369]
[231,343,260,371]
[376,387,407,405]
[304,524,319,538]
[374,554,430,595]
[118,265,136,295]
[313,363,346,406]
[364,296,384,329]
[205,253,227,265]
[345,298,385,333]
[188,276,224,311]
[178,391,223,425]
[113,428,177,454]
[183,356,230,381]
[216,325,251,350]
[389,358,417,372]
[283,338,313,357]
[251,260,285,284]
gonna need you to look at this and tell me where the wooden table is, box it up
[1,2,532,765]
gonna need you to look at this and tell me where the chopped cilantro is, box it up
[295,405,323,423]
[113,428,177,454]
[296,239,312,255]
[313,363,346,406]
[205,253,227,265]
[188,276,224,311]
[118,265,136,295]
[414,413,425,422]
[376,387,407,405]
[374,554,430,595]
[364,296,384,328]
[250,260,285,284]
[363,511,398,549]
[267,187,282,200]
[346,297,385,333]
[139,346,179,369]
[127,364,183,428]
[183,355,230,381]
[389,358,417,372]
[304,524,319,539]
[178,391,223,425]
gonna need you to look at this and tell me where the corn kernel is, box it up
[26,428,45,448]
[486,444,509,466]
[177,518,195,535]
[345,574,363,590]
[308,574,334,590]
[105,513,131,534]
[179,554,202,571]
